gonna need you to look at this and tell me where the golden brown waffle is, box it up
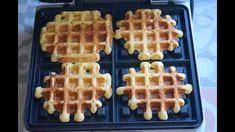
[116,62,192,120]
[35,63,112,122]
[40,11,113,62]
[115,9,183,60]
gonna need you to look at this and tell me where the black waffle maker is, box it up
[24,0,203,131]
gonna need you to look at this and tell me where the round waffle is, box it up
[40,11,113,62]
[116,62,192,120]
[115,9,183,60]
[35,63,112,122]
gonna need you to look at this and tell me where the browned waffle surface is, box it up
[35,63,112,122]
[115,9,183,60]
[40,11,113,62]
[116,62,192,120]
